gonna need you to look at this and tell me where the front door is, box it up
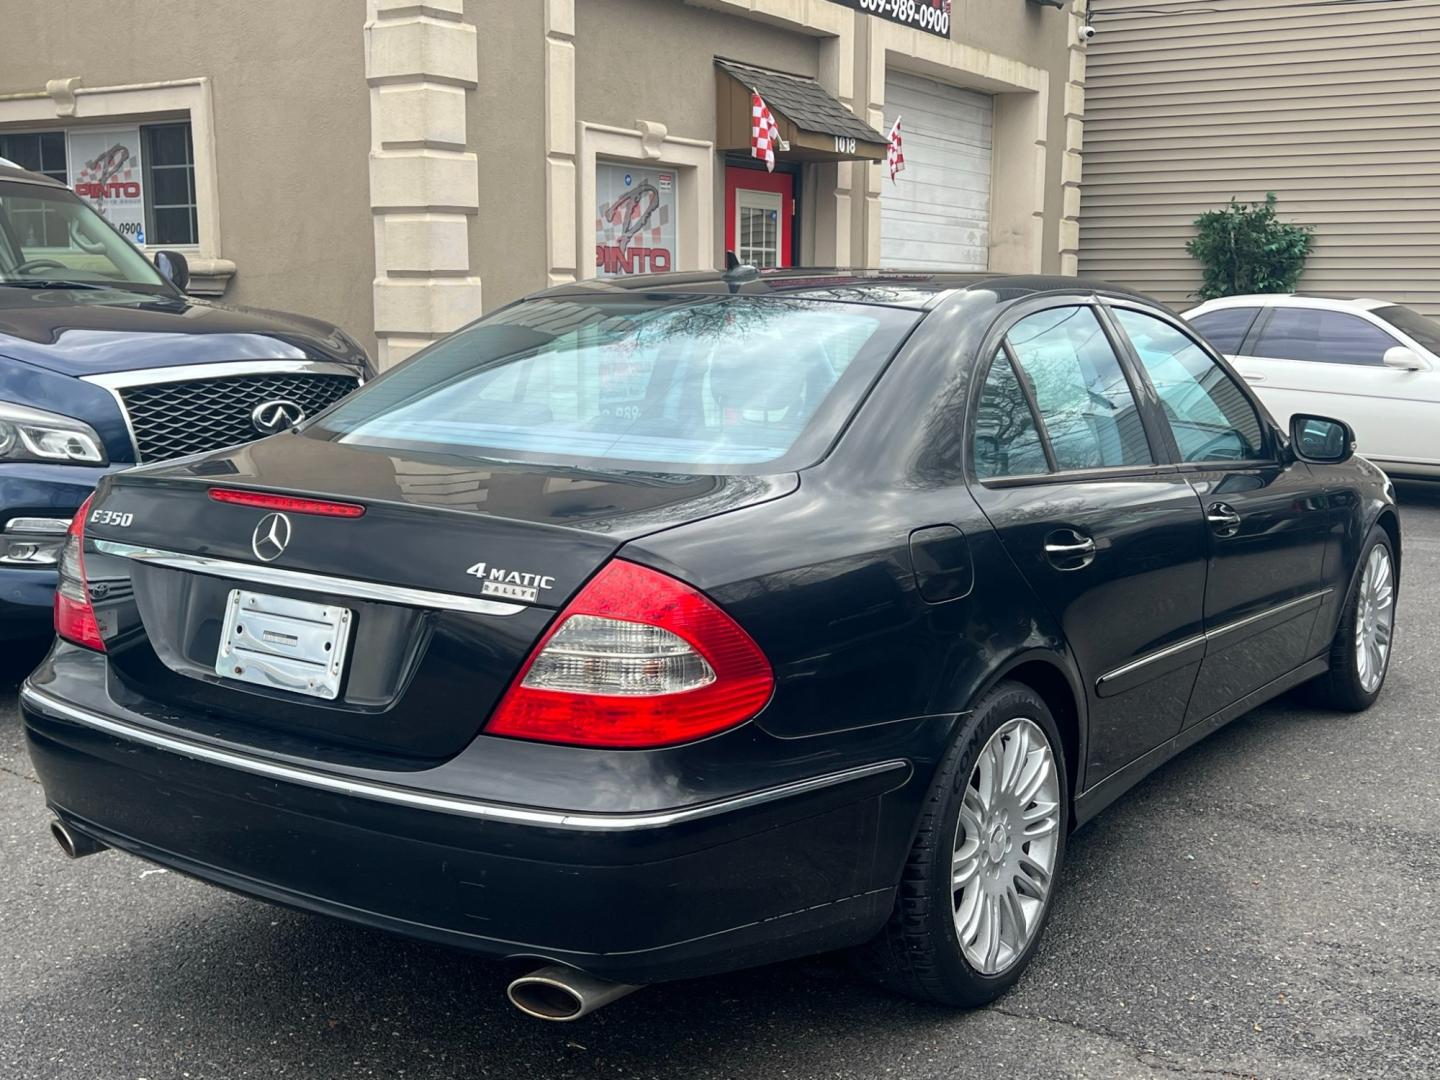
[1106,304,1333,725]
[967,303,1211,787]
[725,166,793,268]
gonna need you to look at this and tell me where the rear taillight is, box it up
[485,560,773,748]
[54,495,105,652]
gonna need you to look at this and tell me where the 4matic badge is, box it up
[465,561,556,603]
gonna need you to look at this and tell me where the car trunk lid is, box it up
[82,434,795,763]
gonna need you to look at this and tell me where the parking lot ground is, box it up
[3,487,1439,1080]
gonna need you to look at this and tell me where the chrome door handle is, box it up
[1044,532,1096,569]
[1207,502,1242,537]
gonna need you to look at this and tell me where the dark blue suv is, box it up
[0,163,370,638]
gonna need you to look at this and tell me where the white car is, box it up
[1184,294,1440,478]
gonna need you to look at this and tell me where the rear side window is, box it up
[1374,304,1440,355]
[1004,306,1153,472]
[311,296,918,474]
[973,349,1048,479]
[1188,307,1260,354]
[1252,308,1400,365]
[1112,308,1265,464]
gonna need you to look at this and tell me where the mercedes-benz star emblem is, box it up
[251,512,292,563]
[250,399,305,436]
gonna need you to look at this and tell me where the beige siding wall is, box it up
[0,0,376,351]
[1079,0,1440,315]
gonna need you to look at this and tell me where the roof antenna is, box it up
[722,250,760,293]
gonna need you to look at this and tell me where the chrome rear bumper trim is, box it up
[93,539,527,617]
[20,684,908,832]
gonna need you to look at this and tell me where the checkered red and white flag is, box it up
[887,116,905,182]
[751,90,781,173]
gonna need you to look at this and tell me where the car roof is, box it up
[0,162,68,189]
[1187,293,1395,315]
[534,268,1153,311]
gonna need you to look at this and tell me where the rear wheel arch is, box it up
[950,651,1083,818]
[989,657,1082,815]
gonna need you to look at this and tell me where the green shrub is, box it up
[1185,192,1313,300]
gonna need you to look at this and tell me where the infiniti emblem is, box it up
[251,399,305,436]
[251,512,292,562]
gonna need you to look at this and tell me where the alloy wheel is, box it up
[1355,545,1395,694]
[952,717,1061,976]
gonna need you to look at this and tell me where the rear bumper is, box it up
[22,681,915,984]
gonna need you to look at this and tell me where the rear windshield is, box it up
[310,295,918,473]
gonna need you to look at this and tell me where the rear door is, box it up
[1107,304,1332,726]
[967,302,1210,786]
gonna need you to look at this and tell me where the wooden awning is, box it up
[715,59,887,164]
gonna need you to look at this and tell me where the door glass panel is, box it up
[1252,308,1400,365]
[1112,308,1265,464]
[1188,307,1260,354]
[736,189,782,268]
[973,349,1049,478]
[1005,307,1153,471]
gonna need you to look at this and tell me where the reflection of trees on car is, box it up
[1114,309,1263,463]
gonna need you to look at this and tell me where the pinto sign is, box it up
[67,126,147,244]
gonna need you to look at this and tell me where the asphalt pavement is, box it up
[3,488,1438,1080]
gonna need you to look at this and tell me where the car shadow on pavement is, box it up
[15,887,977,1078]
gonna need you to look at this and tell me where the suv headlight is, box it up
[0,401,107,465]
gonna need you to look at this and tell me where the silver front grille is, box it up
[114,371,359,462]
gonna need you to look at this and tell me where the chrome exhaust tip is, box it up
[50,817,106,859]
[506,965,639,1021]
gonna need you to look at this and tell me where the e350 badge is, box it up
[465,561,556,603]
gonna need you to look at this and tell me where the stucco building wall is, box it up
[0,0,1087,368]
[0,0,375,353]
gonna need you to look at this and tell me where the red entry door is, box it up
[725,167,794,268]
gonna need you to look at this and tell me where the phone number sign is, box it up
[829,0,951,38]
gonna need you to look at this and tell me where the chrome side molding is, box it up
[1096,588,1332,694]
[20,685,909,833]
[93,540,527,617]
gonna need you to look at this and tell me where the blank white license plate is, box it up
[215,589,353,701]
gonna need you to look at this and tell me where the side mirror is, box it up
[1383,345,1428,371]
[1290,414,1355,464]
[153,250,190,293]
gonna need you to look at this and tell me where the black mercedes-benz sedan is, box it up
[22,270,1398,1019]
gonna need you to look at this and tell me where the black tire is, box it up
[1306,526,1397,712]
[856,680,1069,1007]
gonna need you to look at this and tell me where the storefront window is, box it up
[142,123,198,246]
[0,131,68,183]
[595,162,678,278]
[0,122,197,248]
[0,132,70,246]
[736,189,782,268]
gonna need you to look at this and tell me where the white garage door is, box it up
[880,71,993,271]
